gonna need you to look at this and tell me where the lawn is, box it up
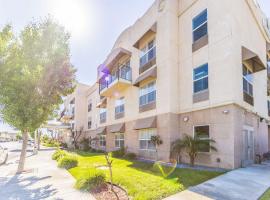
[64,151,223,200]
[260,188,270,200]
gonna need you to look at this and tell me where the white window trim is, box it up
[193,64,209,94]
[192,10,208,42]
[140,39,156,58]
[99,135,106,147]
[115,133,124,148]
[243,64,253,97]
[139,129,157,151]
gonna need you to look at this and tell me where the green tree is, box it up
[170,139,184,164]
[0,17,76,172]
[150,135,163,161]
[181,134,217,166]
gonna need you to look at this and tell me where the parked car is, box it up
[0,145,8,165]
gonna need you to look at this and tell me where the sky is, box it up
[0,0,269,86]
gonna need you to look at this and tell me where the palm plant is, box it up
[170,139,184,164]
[181,134,217,166]
[151,135,163,161]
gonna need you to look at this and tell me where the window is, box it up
[139,81,156,106]
[267,100,270,117]
[193,9,208,43]
[193,64,208,93]
[139,129,156,150]
[88,117,92,129]
[194,125,210,152]
[100,108,106,123]
[88,100,92,112]
[99,135,106,147]
[115,97,125,115]
[243,65,253,97]
[120,60,131,81]
[140,39,156,67]
[115,133,124,148]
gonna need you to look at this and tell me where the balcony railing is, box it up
[140,46,156,68]
[99,66,132,93]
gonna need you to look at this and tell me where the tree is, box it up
[71,127,83,149]
[181,134,217,166]
[104,152,119,200]
[0,17,76,172]
[170,139,184,164]
[150,135,163,161]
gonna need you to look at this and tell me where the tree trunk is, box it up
[190,155,195,167]
[37,131,41,150]
[17,132,28,173]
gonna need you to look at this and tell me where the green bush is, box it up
[61,142,68,149]
[95,149,105,153]
[52,150,66,161]
[75,168,106,191]
[57,155,78,169]
[80,138,91,151]
[111,147,126,158]
[124,152,137,160]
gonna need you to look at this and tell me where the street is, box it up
[0,141,33,163]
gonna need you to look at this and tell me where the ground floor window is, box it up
[139,128,156,150]
[194,125,210,152]
[115,133,124,148]
[99,135,106,147]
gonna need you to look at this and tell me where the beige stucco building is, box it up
[61,0,270,169]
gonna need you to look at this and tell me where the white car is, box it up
[0,145,8,165]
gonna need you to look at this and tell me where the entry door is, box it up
[242,127,254,167]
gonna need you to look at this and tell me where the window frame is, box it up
[88,100,92,112]
[242,64,253,98]
[193,63,209,94]
[115,97,125,115]
[99,134,106,148]
[192,9,208,43]
[193,125,211,153]
[99,108,107,122]
[139,128,156,151]
[88,117,92,129]
[139,81,156,106]
[115,133,125,148]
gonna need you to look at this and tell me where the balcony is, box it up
[139,46,156,74]
[99,66,132,97]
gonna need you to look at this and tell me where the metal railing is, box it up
[140,46,156,68]
[99,66,132,93]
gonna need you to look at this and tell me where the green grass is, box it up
[260,188,270,200]
[65,151,223,200]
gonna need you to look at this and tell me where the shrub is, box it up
[95,149,105,153]
[75,168,106,191]
[124,152,137,160]
[61,142,68,149]
[80,138,91,151]
[57,155,78,169]
[111,147,126,158]
[263,152,270,160]
[52,150,66,161]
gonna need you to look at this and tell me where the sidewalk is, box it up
[164,161,270,200]
[0,147,96,200]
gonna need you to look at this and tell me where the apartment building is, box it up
[60,83,91,145]
[61,0,270,169]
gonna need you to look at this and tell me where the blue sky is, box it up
[0,0,269,86]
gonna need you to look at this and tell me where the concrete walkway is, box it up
[0,147,95,200]
[164,161,270,200]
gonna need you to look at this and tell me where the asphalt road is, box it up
[0,141,33,163]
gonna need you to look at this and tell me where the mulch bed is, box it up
[91,183,129,200]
